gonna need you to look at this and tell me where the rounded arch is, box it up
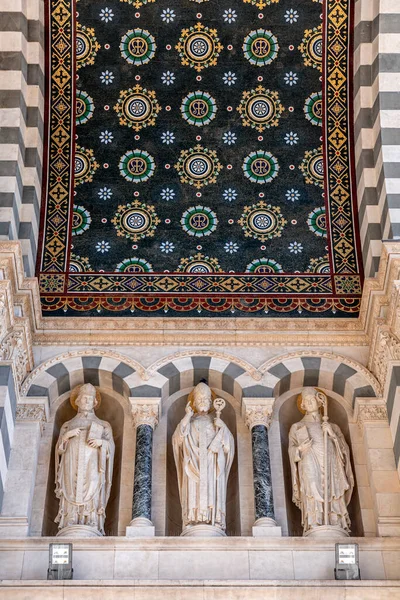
[130,352,271,400]
[256,351,381,409]
[22,349,146,403]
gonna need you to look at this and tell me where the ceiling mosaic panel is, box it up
[38,0,363,317]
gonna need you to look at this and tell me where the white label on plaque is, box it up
[338,546,356,565]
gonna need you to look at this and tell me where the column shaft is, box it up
[132,424,153,521]
[252,424,275,521]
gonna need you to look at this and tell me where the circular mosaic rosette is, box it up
[174,144,222,189]
[304,92,322,127]
[114,85,161,132]
[120,29,156,66]
[299,146,324,188]
[307,206,327,238]
[238,201,286,241]
[243,29,279,67]
[299,25,323,72]
[72,205,91,236]
[307,254,330,274]
[115,257,153,273]
[177,252,222,273]
[237,86,284,132]
[76,90,94,125]
[245,258,283,273]
[242,150,279,184]
[74,146,99,187]
[243,0,279,9]
[176,23,223,72]
[120,0,155,10]
[76,23,100,70]
[69,254,92,272]
[181,206,218,237]
[119,150,155,183]
[181,91,217,127]
[111,200,160,242]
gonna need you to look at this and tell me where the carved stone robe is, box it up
[173,413,234,530]
[55,412,115,534]
[289,413,354,533]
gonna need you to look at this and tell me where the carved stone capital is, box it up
[354,399,388,429]
[243,399,274,430]
[130,398,160,429]
[16,404,47,424]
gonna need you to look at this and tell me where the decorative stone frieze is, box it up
[355,400,389,429]
[16,404,46,423]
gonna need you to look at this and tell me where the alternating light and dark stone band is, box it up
[245,403,279,530]
[132,423,154,523]
[251,424,275,523]
[129,401,159,532]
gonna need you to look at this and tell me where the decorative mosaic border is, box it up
[37,0,363,317]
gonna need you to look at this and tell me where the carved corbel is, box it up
[354,398,388,431]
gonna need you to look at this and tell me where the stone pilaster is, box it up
[0,399,47,538]
[126,399,160,537]
[355,399,400,537]
[243,400,281,537]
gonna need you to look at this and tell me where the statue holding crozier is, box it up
[288,387,354,538]
[172,382,234,536]
[55,383,115,537]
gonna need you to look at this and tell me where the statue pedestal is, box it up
[252,517,282,537]
[57,525,102,538]
[126,517,155,538]
[181,524,226,538]
[304,525,349,539]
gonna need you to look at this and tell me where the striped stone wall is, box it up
[0,365,17,511]
[0,0,44,277]
[354,0,400,277]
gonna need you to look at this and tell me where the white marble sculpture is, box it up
[172,382,234,536]
[55,383,115,537]
[288,387,354,537]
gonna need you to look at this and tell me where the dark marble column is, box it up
[252,424,275,521]
[245,404,280,532]
[127,402,159,535]
[132,424,153,521]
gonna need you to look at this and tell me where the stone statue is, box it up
[55,383,115,537]
[288,387,354,536]
[172,382,234,536]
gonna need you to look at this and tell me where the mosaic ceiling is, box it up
[38,0,362,316]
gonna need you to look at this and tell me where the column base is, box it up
[0,517,29,538]
[57,525,103,538]
[304,525,349,539]
[181,524,226,537]
[252,517,282,537]
[126,517,155,537]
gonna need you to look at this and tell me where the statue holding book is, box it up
[55,383,115,537]
[288,387,354,537]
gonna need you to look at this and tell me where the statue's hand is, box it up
[214,417,224,430]
[63,427,81,441]
[322,422,337,439]
[87,438,102,448]
[298,438,313,455]
[185,403,194,418]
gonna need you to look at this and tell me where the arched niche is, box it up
[273,390,364,537]
[151,387,254,537]
[31,387,134,537]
